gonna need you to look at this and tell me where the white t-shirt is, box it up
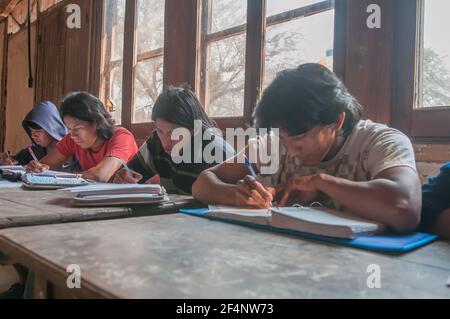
[248,120,417,209]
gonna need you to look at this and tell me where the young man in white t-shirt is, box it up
[193,63,421,233]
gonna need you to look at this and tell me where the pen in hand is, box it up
[243,154,277,208]
[27,146,39,162]
[120,158,131,173]
[243,154,257,179]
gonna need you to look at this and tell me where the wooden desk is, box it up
[0,187,196,229]
[0,214,448,298]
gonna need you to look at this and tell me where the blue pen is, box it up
[243,154,257,179]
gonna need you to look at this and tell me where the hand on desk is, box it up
[276,175,320,207]
[25,160,50,173]
[113,168,143,184]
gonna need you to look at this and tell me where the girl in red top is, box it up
[26,92,138,182]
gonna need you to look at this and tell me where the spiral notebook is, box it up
[180,208,437,253]
[59,184,168,206]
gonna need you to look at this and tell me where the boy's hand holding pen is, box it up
[25,147,49,173]
[235,155,276,209]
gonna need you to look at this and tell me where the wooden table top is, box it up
[0,214,448,299]
[0,186,196,229]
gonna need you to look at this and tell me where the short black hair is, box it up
[254,63,363,137]
[60,92,116,140]
[27,122,43,130]
[151,85,215,131]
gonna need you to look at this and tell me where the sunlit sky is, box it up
[424,0,450,69]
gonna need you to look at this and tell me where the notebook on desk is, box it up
[0,166,26,182]
[206,205,384,239]
[180,207,437,253]
[22,173,89,190]
[60,184,168,207]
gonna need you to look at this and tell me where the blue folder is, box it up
[180,208,438,254]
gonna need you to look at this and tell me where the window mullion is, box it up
[243,0,266,126]
[122,0,137,128]
[199,0,210,110]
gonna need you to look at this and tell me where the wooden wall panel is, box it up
[163,0,199,90]
[63,0,92,95]
[4,25,37,153]
[344,0,394,124]
[0,19,7,150]
[35,0,101,106]
[35,6,64,104]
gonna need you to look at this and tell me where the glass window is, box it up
[263,4,334,88]
[266,0,324,17]
[101,0,126,124]
[419,0,450,108]
[201,0,247,118]
[205,34,246,117]
[209,0,247,33]
[132,0,165,123]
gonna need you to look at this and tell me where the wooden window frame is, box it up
[101,0,165,139]
[392,0,450,141]
[198,0,336,129]
[100,0,343,139]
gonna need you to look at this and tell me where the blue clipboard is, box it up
[180,208,438,254]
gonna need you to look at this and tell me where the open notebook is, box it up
[60,184,168,206]
[206,205,385,239]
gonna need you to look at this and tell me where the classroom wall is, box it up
[36,0,101,105]
[0,0,101,153]
[0,19,6,151]
[0,0,448,167]
[343,0,449,169]
[4,25,37,154]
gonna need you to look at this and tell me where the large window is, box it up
[199,0,335,125]
[392,0,450,139]
[101,0,165,127]
[101,0,335,135]
[418,0,450,108]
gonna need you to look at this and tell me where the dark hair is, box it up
[151,86,215,131]
[254,63,363,137]
[27,122,43,130]
[60,92,116,140]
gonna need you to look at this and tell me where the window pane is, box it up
[101,0,125,124]
[108,63,124,124]
[420,0,450,107]
[136,0,165,54]
[209,0,247,34]
[266,0,324,17]
[133,57,164,124]
[205,34,246,117]
[263,9,334,88]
